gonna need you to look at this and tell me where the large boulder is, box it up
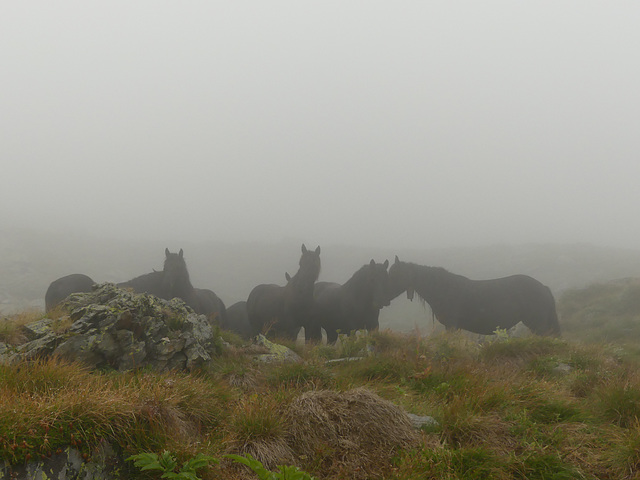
[1,283,223,372]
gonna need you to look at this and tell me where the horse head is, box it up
[369,258,391,309]
[298,244,321,283]
[387,256,415,301]
[162,248,191,293]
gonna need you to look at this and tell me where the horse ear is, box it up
[315,246,321,255]
[302,244,307,253]
[395,255,400,264]
[383,259,389,269]
[370,259,375,267]
[285,272,291,281]
[179,248,184,258]
[165,248,170,257]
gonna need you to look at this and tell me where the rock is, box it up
[20,318,53,340]
[407,413,439,429]
[5,283,223,372]
[553,362,572,374]
[12,333,60,362]
[254,334,302,363]
[0,442,121,480]
[326,357,366,363]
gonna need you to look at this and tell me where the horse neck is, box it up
[412,265,463,304]
[343,266,372,300]
[287,268,317,301]
[163,269,194,297]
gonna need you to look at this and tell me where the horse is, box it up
[193,288,227,323]
[247,244,321,341]
[119,248,224,319]
[221,301,253,339]
[387,256,561,336]
[116,248,184,301]
[45,273,95,312]
[312,259,390,344]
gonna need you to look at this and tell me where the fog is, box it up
[2,2,640,250]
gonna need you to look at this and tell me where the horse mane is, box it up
[344,263,371,288]
[405,263,465,304]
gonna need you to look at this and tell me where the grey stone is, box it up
[326,357,366,363]
[553,362,572,374]
[407,413,439,429]
[16,333,60,360]
[0,444,120,480]
[254,334,302,363]
[21,319,53,340]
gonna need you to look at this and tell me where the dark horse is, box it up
[387,256,560,336]
[222,301,252,339]
[193,288,227,323]
[312,259,390,344]
[247,244,321,341]
[119,248,226,319]
[45,273,95,312]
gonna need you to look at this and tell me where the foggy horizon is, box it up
[2,2,639,251]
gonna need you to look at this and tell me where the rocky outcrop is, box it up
[0,283,223,372]
[0,443,120,480]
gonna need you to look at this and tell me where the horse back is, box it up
[222,301,252,339]
[117,271,164,296]
[455,274,557,334]
[45,273,95,312]
[475,275,552,306]
[246,283,286,333]
[193,288,227,321]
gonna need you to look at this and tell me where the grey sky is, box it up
[2,2,639,249]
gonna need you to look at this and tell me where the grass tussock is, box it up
[223,393,294,470]
[284,388,420,479]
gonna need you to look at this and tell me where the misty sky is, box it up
[2,2,639,249]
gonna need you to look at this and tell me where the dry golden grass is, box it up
[0,310,42,345]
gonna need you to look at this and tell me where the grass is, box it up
[0,310,42,345]
[4,289,640,478]
[558,278,640,345]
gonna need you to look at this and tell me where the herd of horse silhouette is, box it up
[45,244,561,344]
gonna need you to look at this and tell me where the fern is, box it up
[225,453,317,480]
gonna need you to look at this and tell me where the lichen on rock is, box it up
[1,283,223,372]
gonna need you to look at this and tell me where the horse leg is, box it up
[326,329,338,345]
[287,326,302,341]
[365,309,380,332]
[304,324,323,343]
